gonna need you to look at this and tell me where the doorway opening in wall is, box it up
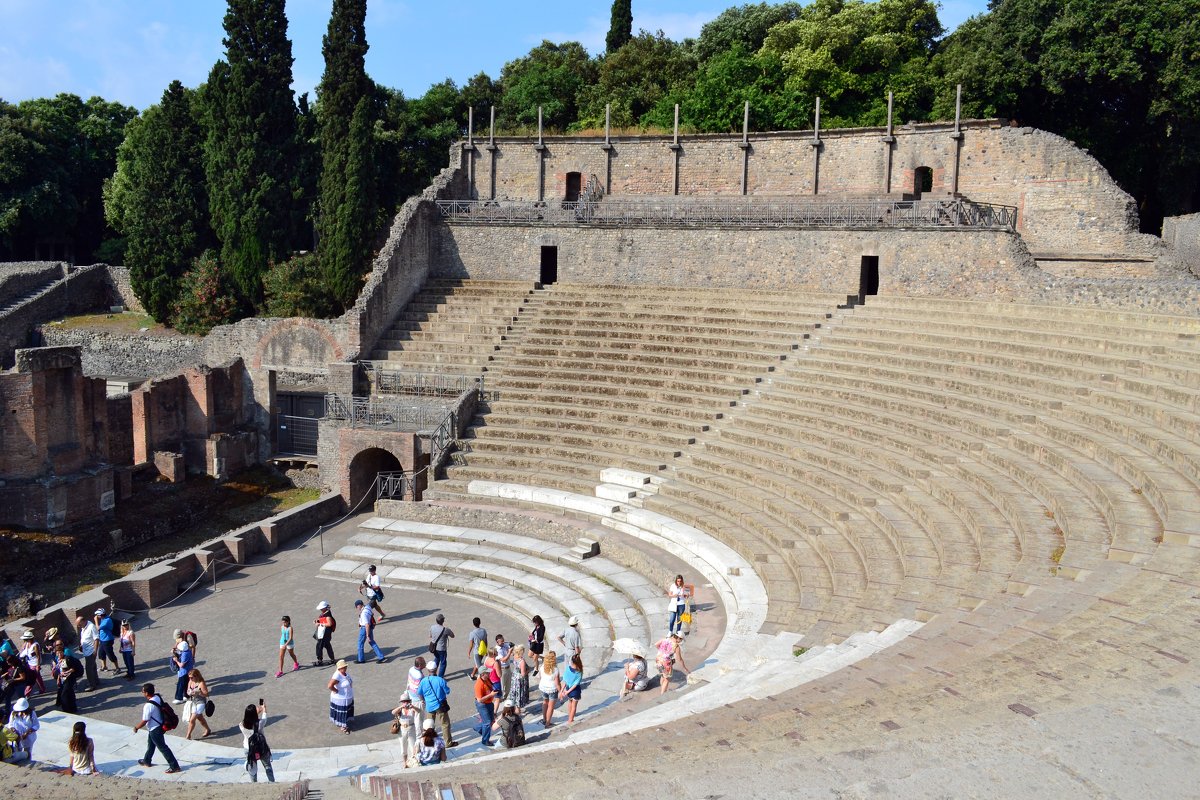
[540,246,559,285]
[565,172,582,203]
[276,392,324,457]
[858,256,879,303]
[913,166,933,198]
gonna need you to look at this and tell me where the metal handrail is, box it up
[362,363,483,397]
[323,393,449,431]
[435,197,1017,231]
[376,470,418,500]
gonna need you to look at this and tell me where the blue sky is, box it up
[0,1,990,111]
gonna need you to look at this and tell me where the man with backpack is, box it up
[132,682,181,774]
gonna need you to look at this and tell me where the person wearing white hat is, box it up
[653,631,690,695]
[17,631,45,695]
[416,716,446,765]
[327,659,354,734]
[557,615,582,661]
[94,607,117,674]
[7,696,39,761]
[313,601,336,667]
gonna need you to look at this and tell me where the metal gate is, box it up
[277,415,319,456]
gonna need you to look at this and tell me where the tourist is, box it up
[133,682,182,774]
[467,617,488,680]
[354,599,386,664]
[654,632,690,694]
[416,719,446,765]
[17,631,45,695]
[313,601,336,666]
[406,656,427,717]
[483,647,503,715]
[390,694,418,767]
[495,633,513,700]
[557,615,582,661]
[508,644,530,710]
[173,629,199,660]
[360,564,386,619]
[94,608,117,674]
[417,660,457,747]
[75,614,99,692]
[171,637,193,703]
[2,654,35,716]
[328,659,354,734]
[528,615,545,670]
[118,619,136,681]
[183,668,211,739]
[276,615,300,677]
[240,700,274,782]
[7,696,38,761]
[559,654,583,724]
[53,640,81,714]
[497,699,525,749]
[620,652,649,699]
[666,575,691,636]
[65,721,98,775]
[473,670,497,747]
[537,651,562,728]
[428,613,454,677]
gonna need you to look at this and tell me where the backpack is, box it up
[183,631,198,649]
[247,727,271,762]
[504,716,525,749]
[477,638,488,657]
[152,696,178,732]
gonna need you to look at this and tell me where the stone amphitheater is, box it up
[5,119,1200,800]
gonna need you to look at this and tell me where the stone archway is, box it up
[347,447,403,508]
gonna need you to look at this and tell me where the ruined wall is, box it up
[36,325,203,379]
[0,262,63,305]
[0,346,114,528]
[1162,213,1200,278]
[101,265,144,312]
[462,120,1161,268]
[431,222,1038,299]
[0,264,114,369]
[316,424,422,503]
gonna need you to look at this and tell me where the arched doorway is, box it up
[347,448,403,508]
[913,166,933,198]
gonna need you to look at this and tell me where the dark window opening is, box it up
[859,255,879,301]
[540,246,558,284]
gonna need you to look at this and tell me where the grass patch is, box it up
[49,311,176,336]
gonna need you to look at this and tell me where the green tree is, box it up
[203,0,299,311]
[761,0,942,127]
[263,252,337,317]
[935,0,1200,224]
[647,44,793,131]
[317,0,377,310]
[606,0,634,54]
[500,41,597,131]
[104,81,212,322]
[577,31,697,129]
[694,2,805,64]
[0,94,135,261]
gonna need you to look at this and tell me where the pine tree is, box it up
[104,81,211,322]
[606,0,634,54]
[203,0,298,311]
[317,0,377,310]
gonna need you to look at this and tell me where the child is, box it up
[276,616,300,678]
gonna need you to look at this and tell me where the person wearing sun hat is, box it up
[17,631,45,695]
[557,615,582,661]
[416,717,446,765]
[313,600,336,667]
[7,696,39,761]
[327,659,354,734]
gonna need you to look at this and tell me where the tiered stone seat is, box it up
[444,284,843,491]
[368,279,538,374]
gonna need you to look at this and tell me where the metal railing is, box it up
[277,414,319,456]
[435,197,1017,231]
[362,362,483,397]
[324,393,450,431]
[376,470,418,500]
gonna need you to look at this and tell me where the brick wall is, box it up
[461,120,1164,269]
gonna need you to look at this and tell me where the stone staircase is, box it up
[367,279,540,375]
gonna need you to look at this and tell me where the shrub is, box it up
[171,250,239,334]
[262,252,338,318]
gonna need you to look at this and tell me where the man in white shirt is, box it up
[132,682,181,773]
[76,615,99,692]
[355,600,386,664]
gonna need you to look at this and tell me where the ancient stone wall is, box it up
[0,262,63,305]
[101,265,145,312]
[1162,213,1200,278]
[431,222,1039,299]
[0,264,114,369]
[36,325,203,379]
[316,423,423,503]
[460,120,1162,269]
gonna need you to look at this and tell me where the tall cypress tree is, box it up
[606,0,634,54]
[317,0,377,310]
[203,0,298,310]
[104,81,212,322]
